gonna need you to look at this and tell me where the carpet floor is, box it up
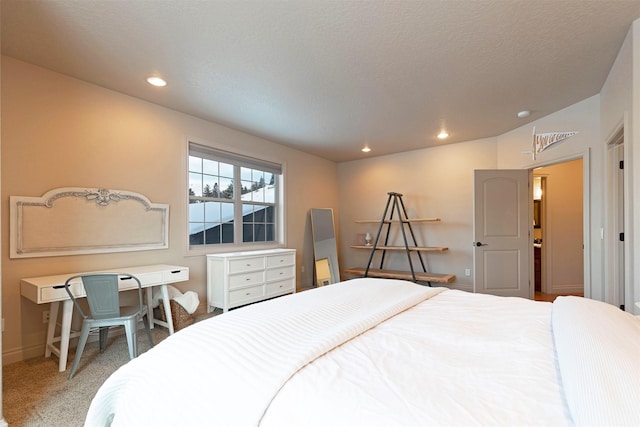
[3,327,171,426]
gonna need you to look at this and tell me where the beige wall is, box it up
[1,57,338,363]
[337,138,498,291]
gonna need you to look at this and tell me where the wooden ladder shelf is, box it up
[346,192,455,285]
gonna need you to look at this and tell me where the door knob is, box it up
[474,242,487,247]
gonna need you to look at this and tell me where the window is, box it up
[188,143,281,248]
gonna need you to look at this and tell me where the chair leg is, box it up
[99,327,109,353]
[124,319,138,360]
[143,313,154,348]
[68,322,91,379]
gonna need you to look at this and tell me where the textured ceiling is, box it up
[3,1,640,162]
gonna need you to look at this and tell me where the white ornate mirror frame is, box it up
[10,188,169,258]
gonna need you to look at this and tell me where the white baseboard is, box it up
[3,343,43,365]
[548,284,584,295]
[2,323,153,365]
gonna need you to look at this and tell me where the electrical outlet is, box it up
[301,266,305,273]
[465,268,471,276]
[43,310,50,324]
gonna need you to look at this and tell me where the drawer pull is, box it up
[246,292,251,296]
[279,272,283,275]
[279,259,284,263]
[171,270,181,274]
[246,263,251,266]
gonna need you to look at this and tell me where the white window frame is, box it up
[186,139,285,254]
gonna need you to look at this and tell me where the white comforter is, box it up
[85,278,640,426]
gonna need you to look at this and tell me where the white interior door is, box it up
[611,142,625,307]
[473,170,531,298]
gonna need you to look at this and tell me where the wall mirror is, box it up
[310,208,340,286]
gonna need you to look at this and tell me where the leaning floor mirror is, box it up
[310,208,340,286]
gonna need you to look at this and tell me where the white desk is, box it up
[20,264,189,372]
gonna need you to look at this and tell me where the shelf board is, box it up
[351,245,448,252]
[344,267,455,284]
[354,218,441,224]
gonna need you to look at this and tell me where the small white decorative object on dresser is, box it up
[207,248,296,312]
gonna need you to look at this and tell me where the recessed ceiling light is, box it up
[437,131,449,139]
[361,146,371,153]
[517,110,530,118]
[146,76,167,87]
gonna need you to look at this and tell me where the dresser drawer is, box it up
[266,253,295,268]
[229,285,265,306]
[229,271,264,289]
[266,265,294,282]
[228,257,265,274]
[266,278,294,296]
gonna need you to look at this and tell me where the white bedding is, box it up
[85,278,640,427]
[262,288,569,427]
[552,296,640,426]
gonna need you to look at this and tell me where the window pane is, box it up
[243,224,253,242]
[243,204,254,223]
[219,162,234,178]
[204,202,220,222]
[203,175,217,198]
[189,201,205,222]
[265,172,275,186]
[265,178,275,203]
[254,223,266,242]
[266,224,274,241]
[189,172,203,197]
[253,186,265,202]
[254,171,265,188]
[190,230,203,245]
[205,224,220,244]
[254,206,265,222]
[189,222,204,236]
[241,180,252,197]
[240,167,252,181]
[219,177,234,199]
[221,202,234,223]
[222,223,234,243]
[203,159,218,175]
[189,156,202,173]
[265,206,274,222]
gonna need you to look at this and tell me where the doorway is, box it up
[532,158,584,301]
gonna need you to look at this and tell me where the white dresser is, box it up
[207,248,296,312]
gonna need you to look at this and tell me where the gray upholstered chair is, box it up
[60,273,154,379]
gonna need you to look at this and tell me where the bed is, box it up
[85,278,640,426]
